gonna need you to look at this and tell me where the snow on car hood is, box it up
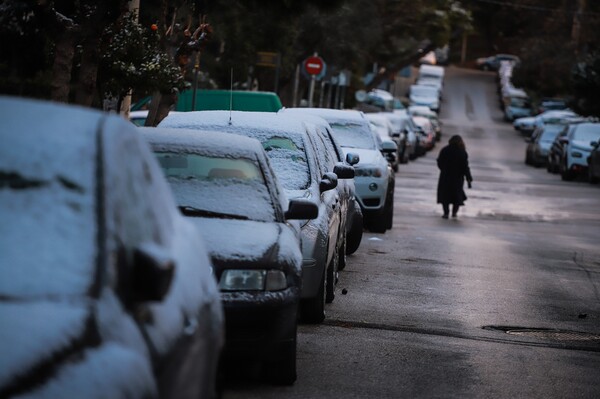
[342,147,384,167]
[0,301,90,390]
[186,218,301,268]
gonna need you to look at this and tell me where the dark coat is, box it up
[437,144,472,205]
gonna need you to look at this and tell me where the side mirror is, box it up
[132,243,175,302]
[320,172,338,193]
[590,141,598,148]
[333,163,355,179]
[345,152,360,165]
[285,199,318,220]
[381,140,398,153]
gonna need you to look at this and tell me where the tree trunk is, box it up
[74,37,101,106]
[51,29,77,102]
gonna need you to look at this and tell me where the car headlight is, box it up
[571,151,583,158]
[219,269,287,291]
[355,167,383,177]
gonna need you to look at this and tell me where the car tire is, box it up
[299,269,325,324]
[263,331,297,385]
[338,234,347,271]
[588,167,599,184]
[346,211,363,255]
[325,251,338,304]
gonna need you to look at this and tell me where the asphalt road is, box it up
[223,66,600,399]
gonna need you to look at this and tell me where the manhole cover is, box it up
[483,326,600,342]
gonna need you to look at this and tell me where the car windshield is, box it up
[329,122,378,150]
[573,125,600,143]
[540,127,563,142]
[155,152,276,222]
[411,86,438,97]
[510,97,530,108]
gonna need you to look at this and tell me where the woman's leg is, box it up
[442,203,449,218]
[452,203,460,217]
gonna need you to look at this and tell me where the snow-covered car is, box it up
[279,110,364,259]
[283,108,395,233]
[513,110,577,136]
[525,124,564,167]
[476,53,520,71]
[501,87,533,121]
[158,111,352,324]
[141,127,317,385]
[0,96,224,399]
[408,105,441,141]
[412,115,436,154]
[560,123,600,181]
[366,112,401,171]
[409,84,440,112]
[377,111,414,163]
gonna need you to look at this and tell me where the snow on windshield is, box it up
[329,122,377,150]
[411,85,438,97]
[573,124,600,142]
[155,152,276,222]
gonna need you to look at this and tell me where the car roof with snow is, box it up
[139,126,265,159]
[281,107,368,125]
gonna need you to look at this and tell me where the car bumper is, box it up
[221,288,299,359]
[354,176,388,211]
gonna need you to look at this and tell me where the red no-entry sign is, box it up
[304,56,325,75]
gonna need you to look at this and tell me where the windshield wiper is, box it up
[178,206,249,220]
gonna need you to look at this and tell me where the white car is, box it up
[366,112,401,171]
[409,84,440,112]
[282,108,395,233]
[513,110,577,135]
[560,123,600,181]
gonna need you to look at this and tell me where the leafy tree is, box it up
[571,51,600,117]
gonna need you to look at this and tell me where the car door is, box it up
[102,119,222,399]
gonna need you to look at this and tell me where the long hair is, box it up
[449,135,465,150]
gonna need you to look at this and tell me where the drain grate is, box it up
[483,326,600,342]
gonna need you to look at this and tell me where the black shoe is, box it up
[442,214,449,219]
[451,213,457,218]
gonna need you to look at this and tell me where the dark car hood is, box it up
[186,218,302,274]
[0,300,95,393]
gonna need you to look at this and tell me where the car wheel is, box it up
[299,268,325,324]
[589,167,600,184]
[370,189,393,233]
[346,210,363,255]
[338,234,347,271]
[325,251,338,304]
[263,330,297,385]
[392,163,399,172]
[561,162,574,181]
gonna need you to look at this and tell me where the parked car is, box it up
[411,115,436,154]
[409,84,440,112]
[537,98,569,114]
[560,123,600,181]
[284,108,396,233]
[281,112,364,258]
[513,110,578,136]
[547,122,581,174]
[408,105,442,141]
[587,141,600,184]
[525,124,564,167]
[476,53,520,71]
[141,127,318,384]
[0,96,224,399]
[366,112,401,171]
[158,111,353,324]
[378,111,412,163]
[501,87,533,121]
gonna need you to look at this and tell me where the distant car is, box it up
[560,123,600,181]
[158,111,353,324]
[366,112,400,171]
[141,127,318,385]
[537,98,569,114]
[411,115,436,153]
[408,105,441,141]
[587,141,600,184]
[513,110,578,136]
[525,124,564,167]
[501,87,533,121]
[0,96,224,399]
[476,54,520,71]
[378,112,412,163]
[409,84,440,112]
[283,108,396,233]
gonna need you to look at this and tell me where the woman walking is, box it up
[437,135,473,218]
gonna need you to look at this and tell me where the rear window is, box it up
[330,122,378,150]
